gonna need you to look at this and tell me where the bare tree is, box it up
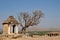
[18,10,44,33]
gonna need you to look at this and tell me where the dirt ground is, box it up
[2,35,60,40]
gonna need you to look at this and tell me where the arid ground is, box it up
[0,35,60,40]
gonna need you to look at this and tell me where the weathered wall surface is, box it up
[3,24,9,34]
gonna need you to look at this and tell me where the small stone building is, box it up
[2,16,19,35]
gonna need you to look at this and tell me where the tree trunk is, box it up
[21,27,26,34]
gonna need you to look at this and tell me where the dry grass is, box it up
[0,35,60,40]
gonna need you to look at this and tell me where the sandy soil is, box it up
[3,35,60,40]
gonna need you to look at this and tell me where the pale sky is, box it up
[0,0,60,30]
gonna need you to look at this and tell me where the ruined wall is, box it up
[3,24,9,34]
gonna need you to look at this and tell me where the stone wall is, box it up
[3,24,9,34]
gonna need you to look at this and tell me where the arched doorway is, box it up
[8,24,18,34]
[13,25,16,33]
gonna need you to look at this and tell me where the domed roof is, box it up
[3,16,19,24]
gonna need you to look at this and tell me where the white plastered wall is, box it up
[8,25,18,34]
[15,25,18,34]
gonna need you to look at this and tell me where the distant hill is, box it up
[26,27,60,31]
